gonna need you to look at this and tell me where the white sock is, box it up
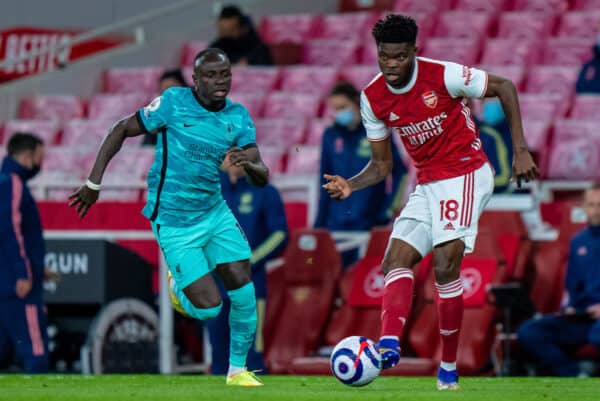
[440,361,457,371]
[228,365,245,376]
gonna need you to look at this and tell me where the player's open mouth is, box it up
[213,90,227,97]
[384,73,401,81]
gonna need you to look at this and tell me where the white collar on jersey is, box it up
[385,57,418,95]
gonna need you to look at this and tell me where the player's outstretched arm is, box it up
[323,138,393,200]
[227,146,269,187]
[68,115,145,218]
[485,74,539,188]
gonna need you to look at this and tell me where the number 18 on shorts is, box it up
[392,163,494,256]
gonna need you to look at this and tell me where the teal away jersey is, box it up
[136,87,256,227]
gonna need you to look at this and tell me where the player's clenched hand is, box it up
[15,278,32,299]
[68,185,99,218]
[323,174,352,200]
[226,147,252,168]
[512,149,538,189]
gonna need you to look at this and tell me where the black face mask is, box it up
[24,164,41,180]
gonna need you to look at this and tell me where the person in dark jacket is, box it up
[0,133,48,373]
[477,99,513,194]
[315,82,407,266]
[575,36,600,94]
[205,154,288,374]
[517,183,600,377]
[210,5,273,66]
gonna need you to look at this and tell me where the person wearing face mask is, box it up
[0,132,49,373]
[476,99,513,193]
[575,31,600,94]
[209,5,273,66]
[315,82,407,267]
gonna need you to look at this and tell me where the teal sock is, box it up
[173,279,222,320]
[227,282,257,368]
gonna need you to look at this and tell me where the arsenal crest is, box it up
[422,91,438,109]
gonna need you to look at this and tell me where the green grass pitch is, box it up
[0,375,598,401]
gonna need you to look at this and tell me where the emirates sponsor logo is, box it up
[392,112,448,147]
[422,90,438,108]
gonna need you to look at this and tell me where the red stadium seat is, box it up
[496,12,556,39]
[338,0,395,12]
[305,118,330,146]
[557,11,600,39]
[572,0,600,9]
[339,65,380,90]
[259,146,286,174]
[62,119,114,147]
[227,92,265,119]
[37,146,86,181]
[525,66,580,97]
[422,38,481,66]
[541,37,593,66]
[18,95,85,121]
[302,39,360,66]
[88,93,150,120]
[434,11,495,38]
[393,0,452,14]
[104,148,154,181]
[479,211,531,280]
[480,39,542,65]
[453,0,510,12]
[286,146,321,174]
[522,119,551,154]
[263,92,322,119]
[254,118,307,147]
[284,201,308,232]
[477,65,526,90]
[259,14,321,44]
[518,93,569,120]
[570,95,600,120]
[547,121,600,180]
[2,119,60,145]
[529,240,567,313]
[102,67,163,94]
[513,0,569,13]
[265,229,341,373]
[230,66,280,94]
[180,41,208,66]
[265,266,285,356]
[553,118,596,140]
[280,65,339,96]
[318,12,377,40]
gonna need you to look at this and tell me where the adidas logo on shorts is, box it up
[443,222,455,231]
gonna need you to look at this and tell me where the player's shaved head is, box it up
[192,48,232,110]
[194,48,230,70]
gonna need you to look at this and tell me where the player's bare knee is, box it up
[381,240,421,275]
[188,291,222,309]
[216,260,252,290]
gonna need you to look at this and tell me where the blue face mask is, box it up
[482,101,505,127]
[334,108,355,127]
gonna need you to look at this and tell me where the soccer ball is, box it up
[330,336,382,386]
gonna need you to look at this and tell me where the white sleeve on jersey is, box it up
[360,91,389,141]
[443,61,488,99]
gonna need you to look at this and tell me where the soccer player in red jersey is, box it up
[323,14,538,390]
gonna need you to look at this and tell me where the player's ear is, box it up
[413,45,419,54]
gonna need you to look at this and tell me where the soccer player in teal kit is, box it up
[69,48,268,386]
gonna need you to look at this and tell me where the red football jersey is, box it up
[361,57,490,184]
